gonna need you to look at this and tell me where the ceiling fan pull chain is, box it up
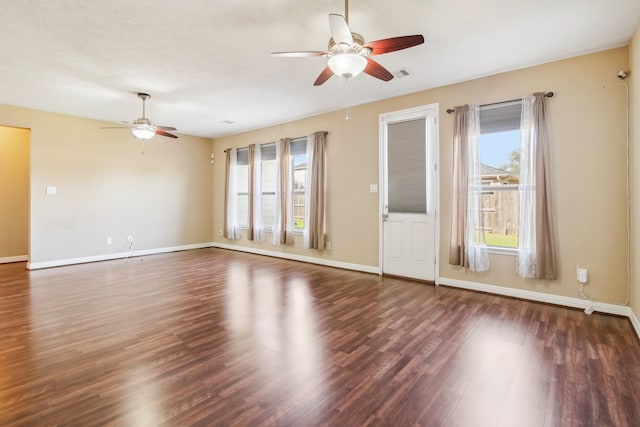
[345,77,352,121]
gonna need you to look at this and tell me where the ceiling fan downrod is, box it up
[138,93,150,119]
[345,0,349,24]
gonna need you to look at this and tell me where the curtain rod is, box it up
[223,131,328,153]
[445,92,554,114]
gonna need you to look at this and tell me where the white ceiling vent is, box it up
[393,69,411,78]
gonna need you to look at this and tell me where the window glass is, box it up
[479,102,521,248]
[387,118,427,213]
[291,139,307,230]
[261,144,277,228]
[236,148,249,226]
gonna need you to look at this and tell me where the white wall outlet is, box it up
[127,235,134,249]
[218,229,223,235]
[370,184,378,193]
[325,241,332,250]
[106,237,112,245]
[576,267,588,284]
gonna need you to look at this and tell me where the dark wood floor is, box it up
[1,248,639,426]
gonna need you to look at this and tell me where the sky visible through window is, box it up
[479,129,520,170]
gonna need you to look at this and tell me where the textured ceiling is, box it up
[0,0,638,138]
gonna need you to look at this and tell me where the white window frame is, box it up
[479,101,522,255]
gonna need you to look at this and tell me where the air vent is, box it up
[393,69,410,78]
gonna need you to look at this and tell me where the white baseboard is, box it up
[26,242,215,270]
[211,242,380,274]
[630,309,640,340]
[438,277,631,317]
[0,255,28,264]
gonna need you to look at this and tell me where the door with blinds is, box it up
[380,105,438,281]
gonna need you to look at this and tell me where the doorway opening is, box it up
[0,125,30,264]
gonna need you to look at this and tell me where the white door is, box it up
[380,105,438,281]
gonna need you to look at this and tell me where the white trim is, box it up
[0,255,28,264]
[438,277,631,317]
[26,242,214,270]
[211,242,379,274]
[630,309,640,341]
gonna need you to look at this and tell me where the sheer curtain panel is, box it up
[518,93,557,279]
[224,148,241,239]
[449,104,489,272]
[272,138,293,245]
[304,131,327,250]
[250,144,266,242]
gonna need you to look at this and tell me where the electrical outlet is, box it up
[576,267,588,284]
[218,229,222,236]
[325,241,331,250]
[106,237,112,245]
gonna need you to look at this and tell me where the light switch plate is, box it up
[46,186,57,195]
[370,184,378,193]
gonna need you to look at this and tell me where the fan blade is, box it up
[329,14,353,45]
[313,66,334,86]
[100,126,128,129]
[156,125,177,131]
[364,58,394,81]
[271,51,328,58]
[156,130,178,139]
[363,35,425,55]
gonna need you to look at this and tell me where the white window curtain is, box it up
[449,104,489,272]
[518,96,536,278]
[251,144,266,242]
[303,131,327,250]
[518,93,557,279]
[465,104,490,272]
[224,148,240,240]
[272,138,293,246]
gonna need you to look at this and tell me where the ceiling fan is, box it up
[103,93,178,140]
[271,0,424,86]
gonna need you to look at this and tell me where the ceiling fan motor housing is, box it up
[329,33,367,54]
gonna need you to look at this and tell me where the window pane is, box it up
[387,118,426,213]
[261,156,277,228]
[478,121,521,247]
[291,138,307,230]
[480,187,519,248]
[236,163,249,226]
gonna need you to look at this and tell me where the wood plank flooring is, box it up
[1,248,639,426]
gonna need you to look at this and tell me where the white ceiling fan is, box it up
[103,93,178,140]
[272,0,425,85]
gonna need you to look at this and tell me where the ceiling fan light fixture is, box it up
[328,53,367,79]
[132,125,156,140]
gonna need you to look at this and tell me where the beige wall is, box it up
[213,47,630,303]
[0,126,29,259]
[631,21,640,315]
[0,105,213,265]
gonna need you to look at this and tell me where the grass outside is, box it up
[294,218,305,229]
[483,233,518,248]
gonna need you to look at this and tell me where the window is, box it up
[236,148,249,226]
[291,138,307,230]
[261,144,277,228]
[478,101,521,249]
[225,135,319,240]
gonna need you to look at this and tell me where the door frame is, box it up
[378,103,440,283]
